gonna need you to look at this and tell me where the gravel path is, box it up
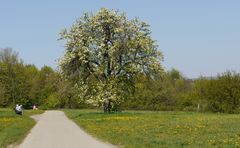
[18,111,114,148]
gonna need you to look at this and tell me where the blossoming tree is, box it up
[59,8,163,112]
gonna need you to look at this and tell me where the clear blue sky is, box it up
[0,0,239,78]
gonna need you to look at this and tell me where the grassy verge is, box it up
[64,109,240,148]
[0,108,44,148]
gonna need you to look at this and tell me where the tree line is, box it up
[0,48,239,113]
[0,48,58,109]
[125,70,240,114]
[0,48,94,109]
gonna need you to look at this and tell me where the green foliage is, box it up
[43,93,60,109]
[0,48,59,109]
[1,48,240,114]
[59,8,164,112]
[123,69,193,111]
[56,78,77,108]
[0,48,27,106]
[192,71,240,113]
[65,109,240,148]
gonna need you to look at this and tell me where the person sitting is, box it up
[33,104,38,110]
[15,104,23,115]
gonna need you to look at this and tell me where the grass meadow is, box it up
[0,108,44,148]
[64,109,240,148]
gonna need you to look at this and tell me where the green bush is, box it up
[192,72,240,113]
[44,93,60,109]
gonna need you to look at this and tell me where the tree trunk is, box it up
[103,100,111,113]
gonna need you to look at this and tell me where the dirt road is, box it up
[18,111,114,148]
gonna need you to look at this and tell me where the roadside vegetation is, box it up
[1,47,240,113]
[0,108,44,148]
[65,109,240,148]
